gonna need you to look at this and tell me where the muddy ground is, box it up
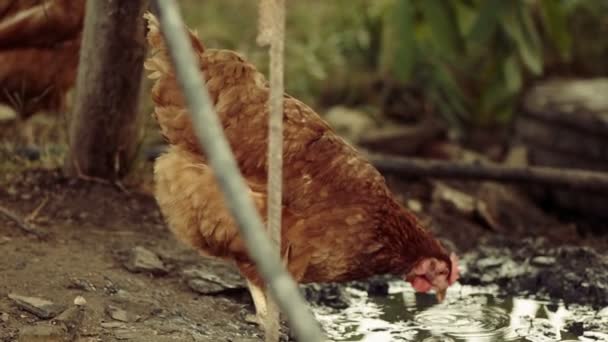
[1,164,607,341]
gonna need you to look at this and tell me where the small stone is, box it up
[18,324,67,342]
[243,313,259,325]
[124,246,168,276]
[406,199,423,212]
[106,305,138,323]
[182,266,246,292]
[53,306,84,332]
[100,322,127,329]
[1,312,9,322]
[73,296,87,306]
[531,256,556,267]
[8,293,66,319]
[187,278,230,295]
[477,257,503,269]
[114,329,139,340]
[67,278,96,292]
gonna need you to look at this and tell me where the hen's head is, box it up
[404,252,459,302]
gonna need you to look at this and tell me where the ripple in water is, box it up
[414,305,510,339]
[314,282,608,341]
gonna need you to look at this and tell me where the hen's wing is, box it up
[154,145,260,259]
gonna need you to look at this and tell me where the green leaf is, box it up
[453,1,477,39]
[380,0,416,81]
[419,0,463,56]
[502,54,522,93]
[500,2,543,75]
[430,61,470,122]
[540,0,572,60]
[480,77,515,116]
[467,0,507,44]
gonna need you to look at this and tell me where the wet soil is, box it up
[1,168,607,341]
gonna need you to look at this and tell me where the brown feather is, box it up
[145,12,451,289]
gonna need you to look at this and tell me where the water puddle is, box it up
[314,281,608,341]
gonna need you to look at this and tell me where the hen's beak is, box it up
[435,289,446,303]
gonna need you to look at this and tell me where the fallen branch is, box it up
[0,205,47,238]
[368,153,608,193]
[150,2,325,342]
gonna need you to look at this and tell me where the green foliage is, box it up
[379,0,580,126]
[178,0,605,128]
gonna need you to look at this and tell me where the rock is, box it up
[73,296,87,306]
[1,312,9,322]
[114,329,139,340]
[188,278,232,295]
[124,246,168,276]
[302,284,350,309]
[106,305,138,323]
[100,322,127,329]
[182,266,246,294]
[406,199,423,213]
[432,182,476,216]
[477,257,503,269]
[531,256,556,267]
[243,313,259,326]
[8,293,66,319]
[53,306,84,336]
[18,324,67,342]
[66,278,97,292]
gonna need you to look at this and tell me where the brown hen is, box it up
[144,12,459,334]
[0,0,85,120]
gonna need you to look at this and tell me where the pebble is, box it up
[531,256,556,267]
[8,293,66,319]
[73,296,87,306]
[187,278,230,295]
[407,199,423,212]
[1,312,9,322]
[106,305,138,323]
[124,246,168,276]
[182,266,245,290]
[476,257,504,269]
[53,306,84,332]
[67,278,96,292]
[100,321,127,329]
[114,329,139,340]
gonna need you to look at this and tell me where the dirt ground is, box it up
[0,169,262,342]
[1,161,607,342]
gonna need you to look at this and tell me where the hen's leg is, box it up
[264,293,280,342]
[246,280,280,342]
[247,279,268,322]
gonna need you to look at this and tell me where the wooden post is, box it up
[258,1,286,341]
[150,2,325,341]
[64,0,148,180]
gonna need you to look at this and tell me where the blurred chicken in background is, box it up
[0,0,85,145]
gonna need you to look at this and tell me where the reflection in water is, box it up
[313,282,608,342]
